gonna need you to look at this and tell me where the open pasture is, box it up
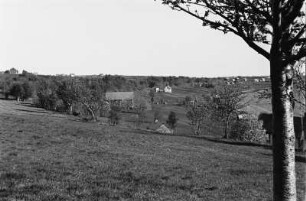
[0,100,305,200]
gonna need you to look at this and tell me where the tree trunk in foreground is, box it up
[271,56,296,201]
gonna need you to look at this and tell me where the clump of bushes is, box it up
[9,82,33,101]
[230,114,266,143]
[204,82,215,88]
[167,111,178,133]
[35,91,59,111]
[108,106,121,125]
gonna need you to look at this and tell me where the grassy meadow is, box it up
[0,99,306,201]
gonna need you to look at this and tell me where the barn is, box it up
[105,92,134,108]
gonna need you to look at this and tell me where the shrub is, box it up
[21,82,33,99]
[167,111,178,131]
[108,106,121,125]
[230,114,266,143]
[99,101,111,117]
[204,82,214,88]
[9,83,24,100]
[108,109,120,125]
[36,92,59,110]
[230,120,249,139]
[9,81,33,101]
[184,96,192,106]
[34,79,60,110]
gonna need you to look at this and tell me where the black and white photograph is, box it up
[0,0,305,200]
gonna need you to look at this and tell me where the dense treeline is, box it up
[0,72,226,102]
[0,70,36,100]
[0,71,272,136]
[1,72,209,120]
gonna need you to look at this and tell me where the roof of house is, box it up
[105,92,134,100]
[156,124,172,134]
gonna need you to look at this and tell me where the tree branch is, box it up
[168,1,270,60]
[173,3,239,35]
[286,47,306,65]
[283,0,305,29]
[240,35,270,59]
[289,25,306,45]
[245,0,272,23]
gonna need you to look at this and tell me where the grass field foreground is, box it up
[0,100,305,200]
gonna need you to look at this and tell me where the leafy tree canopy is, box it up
[160,0,306,64]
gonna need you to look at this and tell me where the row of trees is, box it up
[0,73,153,122]
[35,76,154,123]
[185,85,247,138]
[0,73,35,100]
[34,77,114,121]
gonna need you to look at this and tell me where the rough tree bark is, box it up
[270,59,296,201]
[270,1,297,196]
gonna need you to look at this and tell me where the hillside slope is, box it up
[0,100,305,200]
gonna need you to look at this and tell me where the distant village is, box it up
[223,76,270,85]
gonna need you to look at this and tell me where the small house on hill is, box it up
[156,124,173,134]
[105,92,134,108]
[9,68,18,74]
[164,86,172,93]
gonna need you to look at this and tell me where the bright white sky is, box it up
[0,0,270,77]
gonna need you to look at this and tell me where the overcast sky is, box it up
[0,0,270,77]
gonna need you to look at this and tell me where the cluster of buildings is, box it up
[155,85,172,93]
[254,77,268,82]
[224,77,247,85]
[225,77,269,85]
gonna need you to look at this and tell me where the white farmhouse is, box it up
[164,86,172,93]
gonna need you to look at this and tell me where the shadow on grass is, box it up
[15,108,49,114]
[120,128,272,149]
[20,102,37,108]
[194,135,272,149]
[129,128,306,163]
[260,152,306,163]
